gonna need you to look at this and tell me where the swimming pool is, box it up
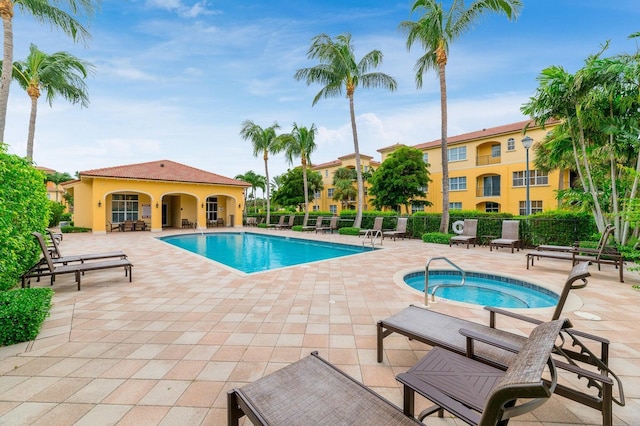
[403,270,558,309]
[159,232,374,274]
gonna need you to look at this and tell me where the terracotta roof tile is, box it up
[79,160,250,187]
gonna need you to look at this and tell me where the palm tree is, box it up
[240,120,282,225]
[7,44,94,159]
[0,0,97,142]
[278,123,318,225]
[295,33,397,229]
[235,170,264,215]
[399,0,522,233]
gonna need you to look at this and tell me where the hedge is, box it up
[0,288,53,346]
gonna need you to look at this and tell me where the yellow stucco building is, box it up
[378,119,565,215]
[62,160,250,234]
[310,153,379,215]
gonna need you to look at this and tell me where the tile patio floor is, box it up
[0,227,638,425]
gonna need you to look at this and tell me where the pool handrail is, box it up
[425,257,466,306]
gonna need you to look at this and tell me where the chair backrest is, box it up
[329,216,338,228]
[32,232,55,272]
[594,224,615,250]
[396,217,408,232]
[373,217,383,231]
[551,261,590,320]
[287,215,295,225]
[501,220,520,240]
[276,216,285,225]
[462,219,478,237]
[315,217,325,228]
[46,229,63,258]
[479,318,569,424]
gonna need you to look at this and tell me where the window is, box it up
[482,175,500,196]
[449,176,467,191]
[519,200,543,215]
[411,204,424,214]
[314,191,321,199]
[418,185,428,193]
[422,152,429,164]
[447,146,466,161]
[491,144,501,158]
[507,138,515,151]
[111,194,139,222]
[364,165,369,172]
[485,202,499,213]
[329,205,337,214]
[313,205,319,211]
[327,188,335,198]
[449,202,462,210]
[206,197,218,221]
[325,170,328,177]
[512,170,549,186]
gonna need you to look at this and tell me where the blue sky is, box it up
[5,0,640,181]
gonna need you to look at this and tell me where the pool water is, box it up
[160,232,374,274]
[404,271,558,309]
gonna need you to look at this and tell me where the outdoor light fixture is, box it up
[156,202,159,208]
[521,135,534,216]
[201,203,205,209]
[98,200,102,207]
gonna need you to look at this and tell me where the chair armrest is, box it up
[554,360,614,385]
[459,328,521,358]
[484,306,543,328]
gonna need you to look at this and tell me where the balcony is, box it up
[476,154,501,166]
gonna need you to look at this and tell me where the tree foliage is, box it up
[369,146,431,212]
[332,167,357,209]
[272,167,323,210]
[0,144,50,290]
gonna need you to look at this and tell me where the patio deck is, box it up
[1,228,638,425]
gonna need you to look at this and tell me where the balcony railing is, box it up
[476,186,500,197]
[476,155,501,166]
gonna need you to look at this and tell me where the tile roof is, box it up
[79,160,250,187]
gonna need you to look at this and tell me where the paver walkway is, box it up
[0,228,638,425]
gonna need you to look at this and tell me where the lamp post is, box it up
[521,136,534,216]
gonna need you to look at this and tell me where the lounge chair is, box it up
[301,216,323,232]
[228,351,423,426]
[316,216,338,233]
[276,215,295,230]
[489,219,521,253]
[536,223,615,253]
[397,319,568,425]
[44,231,126,264]
[359,216,384,237]
[23,232,133,291]
[383,217,408,240]
[526,225,624,282]
[377,262,625,426]
[107,220,121,232]
[122,220,135,231]
[134,220,147,231]
[449,219,478,248]
[246,217,257,227]
[267,215,285,229]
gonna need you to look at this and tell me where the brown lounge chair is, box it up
[383,217,408,240]
[377,262,625,426]
[23,232,133,291]
[228,351,422,426]
[398,319,568,425]
[267,215,285,229]
[301,216,323,232]
[276,215,295,230]
[316,216,338,233]
[359,216,384,237]
[526,225,624,282]
[489,219,521,253]
[45,230,126,264]
[449,218,478,248]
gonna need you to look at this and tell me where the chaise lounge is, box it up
[377,262,625,426]
[383,217,408,240]
[489,219,521,253]
[44,230,127,264]
[449,218,477,249]
[23,232,133,291]
[316,216,338,233]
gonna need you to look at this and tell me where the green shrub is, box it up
[0,145,50,291]
[60,212,72,222]
[0,288,53,346]
[422,232,454,244]
[338,227,360,236]
[47,201,65,227]
[292,225,303,232]
[257,223,268,228]
[61,226,91,233]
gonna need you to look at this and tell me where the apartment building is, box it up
[378,119,566,215]
[309,153,379,215]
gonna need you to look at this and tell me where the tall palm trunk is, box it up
[0,1,14,143]
[437,48,450,234]
[26,84,39,159]
[302,156,309,225]
[348,89,364,229]
[263,152,271,225]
